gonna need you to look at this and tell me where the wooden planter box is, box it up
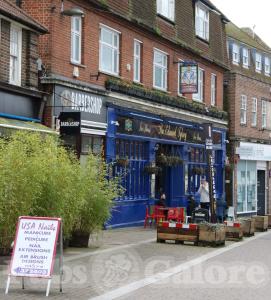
[265,214,271,228]
[240,218,255,237]
[157,223,198,245]
[253,216,268,232]
[225,224,243,241]
[198,223,226,247]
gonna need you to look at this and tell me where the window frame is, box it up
[9,24,22,86]
[71,16,82,64]
[99,24,120,76]
[157,0,175,22]
[251,97,257,127]
[211,73,216,106]
[240,95,247,125]
[133,39,142,83]
[195,2,209,41]
[232,43,240,65]
[242,47,249,68]
[153,48,168,91]
[262,100,267,129]
[265,57,270,76]
[193,68,204,102]
[255,52,262,73]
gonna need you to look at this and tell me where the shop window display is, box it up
[237,160,256,213]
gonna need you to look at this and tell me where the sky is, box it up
[211,0,271,47]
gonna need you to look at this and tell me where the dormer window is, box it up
[232,43,240,64]
[255,52,262,73]
[242,48,249,68]
[265,57,270,76]
[157,0,175,22]
[195,2,209,41]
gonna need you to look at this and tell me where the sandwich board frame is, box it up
[5,216,63,297]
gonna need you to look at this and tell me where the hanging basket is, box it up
[157,154,183,167]
[192,167,204,175]
[115,158,129,167]
[144,165,161,175]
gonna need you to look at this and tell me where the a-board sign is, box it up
[9,216,61,278]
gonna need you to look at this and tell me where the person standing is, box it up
[197,176,210,211]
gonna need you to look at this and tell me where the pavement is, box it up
[0,227,270,300]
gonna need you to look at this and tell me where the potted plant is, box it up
[71,154,123,247]
[115,157,129,167]
[144,164,161,175]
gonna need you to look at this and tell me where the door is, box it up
[257,170,266,215]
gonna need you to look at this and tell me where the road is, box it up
[0,228,270,300]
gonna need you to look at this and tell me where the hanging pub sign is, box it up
[179,61,198,94]
[59,112,81,135]
[203,123,217,223]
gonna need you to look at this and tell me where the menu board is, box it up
[9,216,61,278]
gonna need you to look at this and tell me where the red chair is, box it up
[167,208,179,222]
[154,205,166,224]
[177,207,186,223]
[167,207,186,223]
[144,205,155,228]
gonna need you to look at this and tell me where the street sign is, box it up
[5,216,63,297]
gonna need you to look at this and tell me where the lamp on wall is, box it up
[61,0,84,16]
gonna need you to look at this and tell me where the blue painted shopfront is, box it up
[106,106,227,228]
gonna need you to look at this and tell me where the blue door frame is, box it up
[106,106,227,228]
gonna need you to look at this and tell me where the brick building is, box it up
[225,22,271,217]
[21,0,229,227]
[0,1,53,135]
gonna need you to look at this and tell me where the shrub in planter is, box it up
[72,154,123,247]
[0,131,82,251]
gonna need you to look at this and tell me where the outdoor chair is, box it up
[144,205,155,228]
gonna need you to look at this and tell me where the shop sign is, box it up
[203,123,217,223]
[236,142,271,161]
[59,112,81,135]
[9,217,61,278]
[117,116,222,145]
[179,62,198,94]
[54,85,107,124]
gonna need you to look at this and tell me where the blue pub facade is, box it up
[105,95,227,228]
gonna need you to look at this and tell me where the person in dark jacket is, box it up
[157,190,166,207]
[187,195,197,217]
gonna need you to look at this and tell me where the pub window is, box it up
[195,2,209,41]
[99,25,120,76]
[133,39,142,83]
[153,48,168,91]
[193,68,204,102]
[115,139,148,200]
[157,0,175,21]
[211,73,216,106]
